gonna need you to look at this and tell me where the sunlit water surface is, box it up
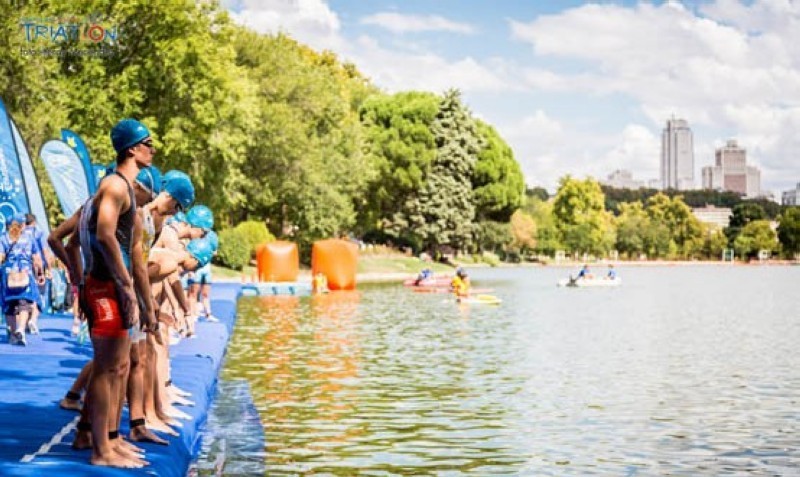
[194,265,800,476]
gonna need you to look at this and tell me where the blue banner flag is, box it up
[40,140,91,218]
[60,128,96,195]
[11,119,50,235]
[0,98,32,233]
[92,163,108,188]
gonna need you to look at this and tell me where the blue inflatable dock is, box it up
[0,283,246,476]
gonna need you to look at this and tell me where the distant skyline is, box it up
[222,0,800,196]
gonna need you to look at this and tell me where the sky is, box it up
[222,0,800,197]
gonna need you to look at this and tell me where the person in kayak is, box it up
[451,268,470,298]
[606,264,617,280]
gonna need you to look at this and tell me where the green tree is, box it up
[777,207,800,257]
[645,193,703,258]
[733,220,777,259]
[472,121,524,222]
[509,210,536,255]
[552,176,613,255]
[358,91,439,234]
[522,196,561,256]
[614,202,649,258]
[725,202,767,246]
[388,89,482,253]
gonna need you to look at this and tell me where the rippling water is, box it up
[195,265,800,476]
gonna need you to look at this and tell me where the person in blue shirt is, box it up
[1,214,44,345]
[607,264,617,280]
[576,264,591,280]
[24,214,51,333]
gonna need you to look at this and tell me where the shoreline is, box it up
[218,259,799,286]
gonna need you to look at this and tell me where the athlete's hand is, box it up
[119,286,139,329]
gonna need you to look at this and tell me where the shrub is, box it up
[234,220,273,257]
[217,228,250,270]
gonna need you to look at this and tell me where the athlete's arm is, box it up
[131,213,156,332]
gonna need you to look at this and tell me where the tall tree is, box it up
[388,89,482,253]
[472,120,524,222]
[552,176,614,255]
[777,207,800,257]
[358,91,439,235]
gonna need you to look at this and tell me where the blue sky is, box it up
[224,0,800,198]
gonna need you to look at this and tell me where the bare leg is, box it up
[88,335,143,468]
[28,302,40,334]
[60,360,93,411]
[128,340,168,445]
[14,310,30,345]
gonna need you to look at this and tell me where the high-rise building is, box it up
[602,169,644,189]
[701,139,761,198]
[783,183,800,205]
[661,118,694,190]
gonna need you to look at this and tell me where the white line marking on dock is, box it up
[20,415,80,463]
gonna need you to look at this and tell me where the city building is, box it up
[783,183,800,206]
[661,118,695,190]
[692,204,733,230]
[701,139,761,198]
[603,169,644,189]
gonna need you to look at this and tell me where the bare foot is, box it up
[59,398,82,411]
[170,385,191,398]
[146,419,180,437]
[115,438,145,455]
[165,406,192,421]
[72,429,92,450]
[91,452,146,468]
[112,441,146,463]
[169,393,196,407]
[130,425,169,445]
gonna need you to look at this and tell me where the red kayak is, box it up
[403,276,452,287]
[412,287,494,294]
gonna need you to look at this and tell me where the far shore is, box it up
[219,259,798,285]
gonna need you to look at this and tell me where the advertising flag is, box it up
[0,98,33,233]
[39,140,91,218]
[11,119,50,234]
[61,128,96,194]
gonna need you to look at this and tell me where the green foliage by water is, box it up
[1,1,524,257]
[217,228,251,271]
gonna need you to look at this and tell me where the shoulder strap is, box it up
[114,171,136,210]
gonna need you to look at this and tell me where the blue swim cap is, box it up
[111,118,150,153]
[136,165,163,197]
[205,230,219,251]
[162,170,195,211]
[186,237,214,268]
[166,211,187,225]
[186,205,213,231]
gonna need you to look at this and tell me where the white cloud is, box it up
[508,0,800,193]
[225,0,344,51]
[360,12,475,34]
[349,36,513,93]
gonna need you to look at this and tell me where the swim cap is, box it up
[111,118,150,153]
[162,170,195,211]
[186,205,214,231]
[136,165,162,197]
[205,230,219,251]
[166,211,187,225]
[186,237,214,268]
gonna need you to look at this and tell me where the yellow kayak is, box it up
[458,294,502,305]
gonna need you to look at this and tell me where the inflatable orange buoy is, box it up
[311,239,358,290]
[256,241,299,282]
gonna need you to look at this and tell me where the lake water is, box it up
[194,265,800,476]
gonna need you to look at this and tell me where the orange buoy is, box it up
[311,239,358,290]
[256,241,299,282]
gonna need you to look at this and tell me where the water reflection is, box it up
[198,266,800,476]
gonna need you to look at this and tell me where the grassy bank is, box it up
[212,253,454,282]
